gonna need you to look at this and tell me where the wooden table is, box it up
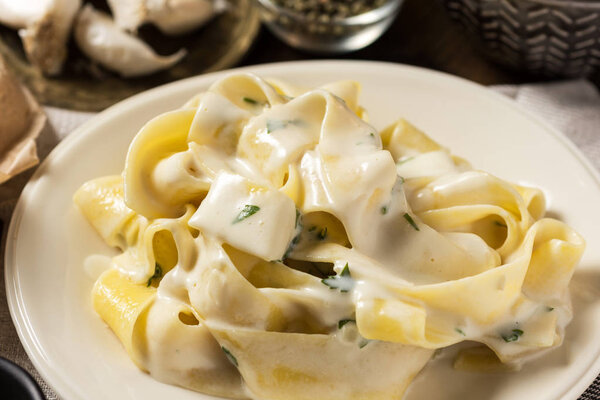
[240,0,600,87]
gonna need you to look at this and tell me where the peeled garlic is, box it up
[74,5,186,78]
[104,0,145,33]
[0,1,49,29]
[0,0,81,76]
[107,0,225,36]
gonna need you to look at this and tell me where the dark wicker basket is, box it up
[441,0,600,77]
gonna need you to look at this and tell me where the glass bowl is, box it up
[441,0,600,77]
[254,0,403,53]
[0,358,44,400]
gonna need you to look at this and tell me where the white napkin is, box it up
[494,80,600,172]
[0,80,599,400]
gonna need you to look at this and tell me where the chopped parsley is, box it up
[283,232,301,260]
[146,263,163,287]
[369,132,375,138]
[501,329,524,343]
[232,205,260,224]
[338,319,356,329]
[455,327,466,336]
[317,227,328,240]
[546,306,555,312]
[403,213,420,231]
[267,119,285,133]
[336,317,371,348]
[308,226,317,232]
[380,206,388,215]
[266,118,304,133]
[321,263,354,293]
[397,156,415,166]
[221,346,238,367]
[242,96,259,105]
[398,176,405,184]
[284,209,303,259]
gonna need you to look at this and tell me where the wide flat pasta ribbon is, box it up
[75,73,586,398]
[208,324,432,400]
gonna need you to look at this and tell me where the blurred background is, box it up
[245,0,600,86]
[2,0,599,111]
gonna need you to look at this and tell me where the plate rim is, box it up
[5,59,600,400]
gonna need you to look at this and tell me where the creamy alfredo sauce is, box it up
[77,74,584,400]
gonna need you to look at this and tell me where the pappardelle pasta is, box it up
[74,74,585,399]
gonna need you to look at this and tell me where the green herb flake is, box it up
[380,206,388,215]
[370,132,375,138]
[317,227,328,241]
[338,319,356,329]
[283,232,301,260]
[359,339,371,349]
[221,346,238,367]
[267,119,285,133]
[455,327,466,336]
[398,176,405,184]
[146,263,163,287]
[341,263,350,277]
[546,306,555,312]
[397,156,415,166]
[321,263,354,293]
[232,205,260,224]
[295,209,301,228]
[403,213,420,231]
[308,226,317,232]
[266,118,304,134]
[501,329,524,343]
[494,220,507,228]
[243,96,259,105]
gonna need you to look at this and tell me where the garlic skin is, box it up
[107,0,226,36]
[74,5,187,78]
[0,57,46,183]
[104,0,146,33]
[0,0,81,76]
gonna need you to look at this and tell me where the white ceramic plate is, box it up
[6,61,600,400]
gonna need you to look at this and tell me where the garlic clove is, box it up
[1,0,80,76]
[107,0,226,36]
[74,5,187,78]
[0,0,52,29]
[147,0,226,36]
[105,0,147,33]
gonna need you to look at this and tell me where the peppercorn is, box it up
[272,0,389,20]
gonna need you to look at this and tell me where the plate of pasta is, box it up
[6,61,600,400]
